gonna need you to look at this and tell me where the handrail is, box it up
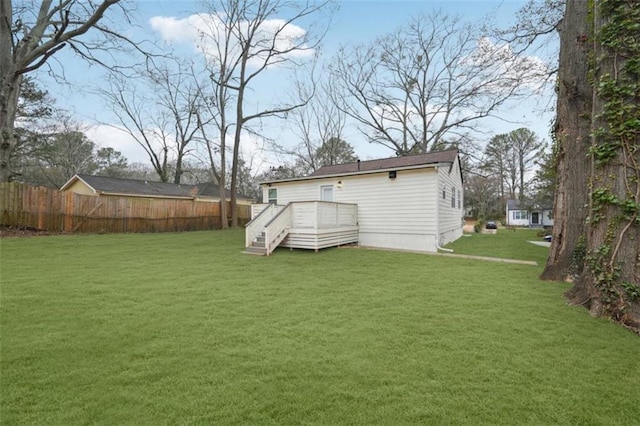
[264,203,292,255]
[245,203,284,247]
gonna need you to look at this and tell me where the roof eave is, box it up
[260,162,447,185]
[97,191,196,200]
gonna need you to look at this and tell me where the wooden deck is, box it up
[245,201,358,255]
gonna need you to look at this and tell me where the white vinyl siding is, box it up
[263,169,439,251]
[506,209,530,226]
[437,158,464,241]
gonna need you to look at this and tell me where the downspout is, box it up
[436,242,454,253]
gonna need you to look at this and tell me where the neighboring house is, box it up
[61,174,254,204]
[250,149,464,254]
[505,199,553,227]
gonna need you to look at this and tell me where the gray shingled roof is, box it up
[70,175,251,199]
[195,182,252,200]
[76,174,196,198]
[507,199,553,211]
[506,199,522,211]
[310,149,459,177]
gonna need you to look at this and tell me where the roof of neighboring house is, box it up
[506,199,552,211]
[61,174,252,200]
[263,149,460,184]
[506,199,522,211]
[195,182,253,200]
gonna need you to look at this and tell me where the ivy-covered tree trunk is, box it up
[540,0,592,281]
[566,0,640,332]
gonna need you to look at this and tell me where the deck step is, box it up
[243,246,267,255]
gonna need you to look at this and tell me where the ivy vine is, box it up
[588,0,640,317]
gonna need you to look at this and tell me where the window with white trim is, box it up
[513,210,528,220]
[451,186,456,208]
[268,188,277,204]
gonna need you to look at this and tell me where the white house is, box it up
[505,199,553,227]
[247,149,464,254]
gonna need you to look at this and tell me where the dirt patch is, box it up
[463,220,476,233]
[0,226,64,238]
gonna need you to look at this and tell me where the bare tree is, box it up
[482,128,542,204]
[0,0,141,182]
[331,11,549,156]
[482,133,510,201]
[510,128,544,201]
[270,73,355,174]
[464,172,501,220]
[193,0,332,226]
[149,64,204,184]
[98,60,204,183]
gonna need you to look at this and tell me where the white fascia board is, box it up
[259,162,445,186]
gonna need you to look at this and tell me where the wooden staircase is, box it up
[243,232,267,255]
[243,203,291,256]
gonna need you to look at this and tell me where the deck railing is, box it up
[246,201,358,255]
[245,203,284,247]
[289,201,358,229]
[264,204,292,255]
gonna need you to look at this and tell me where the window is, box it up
[513,210,528,220]
[451,186,455,208]
[442,184,446,200]
[457,190,461,209]
[268,188,277,204]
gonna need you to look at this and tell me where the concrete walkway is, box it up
[528,241,551,248]
[428,251,539,266]
[350,245,539,266]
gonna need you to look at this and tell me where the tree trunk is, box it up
[230,124,240,227]
[174,153,183,184]
[566,0,640,332]
[540,0,592,281]
[0,94,19,182]
[0,2,20,182]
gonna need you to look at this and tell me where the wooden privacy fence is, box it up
[0,182,250,233]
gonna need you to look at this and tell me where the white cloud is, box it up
[149,13,312,68]
[467,37,551,93]
[86,124,151,164]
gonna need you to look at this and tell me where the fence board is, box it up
[0,182,249,234]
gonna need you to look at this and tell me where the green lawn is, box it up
[446,228,551,265]
[1,229,638,425]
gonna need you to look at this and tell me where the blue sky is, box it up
[36,0,557,169]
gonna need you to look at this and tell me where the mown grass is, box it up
[1,229,638,425]
[446,228,550,265]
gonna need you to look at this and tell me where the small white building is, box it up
[246,149,464,254]
[505,199,553,227]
